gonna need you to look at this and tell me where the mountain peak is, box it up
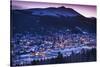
[31,7,81,17]
[58,6,74,10]
[59,6,66,9]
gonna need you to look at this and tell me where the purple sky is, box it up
[11,1,96,17]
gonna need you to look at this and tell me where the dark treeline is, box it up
[12,48,96,66]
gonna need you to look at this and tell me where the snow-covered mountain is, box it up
[31,6,81,17]
[11,6,96,34]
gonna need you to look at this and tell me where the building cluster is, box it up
[11,32,96,65]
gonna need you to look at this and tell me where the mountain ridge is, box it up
[11,7,96,34]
